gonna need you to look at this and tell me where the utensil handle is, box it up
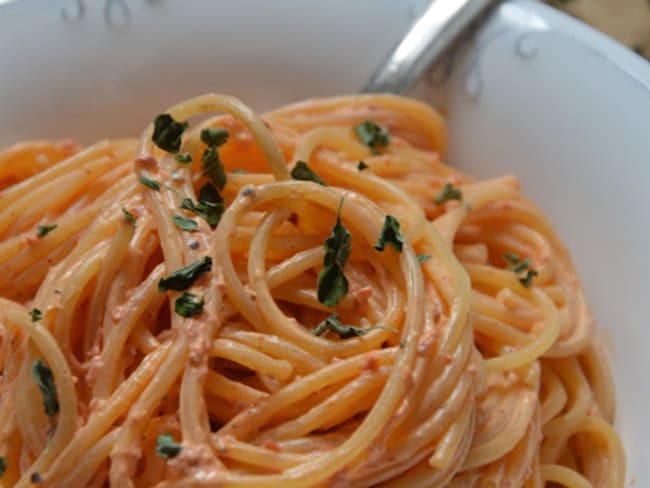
[362,0,499,94]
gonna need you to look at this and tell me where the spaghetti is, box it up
[0,94,624,487]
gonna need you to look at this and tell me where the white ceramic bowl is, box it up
[1,0,648,483]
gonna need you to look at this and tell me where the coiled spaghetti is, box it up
[0,94,624,487]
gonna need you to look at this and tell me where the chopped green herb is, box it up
[156,433,182,459]
[354,120,391,154]
[202,147,227,190]
[32,359,59,418]
[503,252,538,287]
[122,207,136,226]
[434,183,462,205]
[179,197,218,226]
[290,161,326,186]
[198,127,229,189]
[417,254,432,264]
[231,169,250,174]
[163,183,180,195]
[30,472,41,484]
[317,265,348,309]
[36,224,57,238]
[357,160,369,171]
[374,215,404,253]
[29,308,42,322]
[174,292,205,318]
[317,199,351,307]
[139,176,160,192]
[180,183,224,228]
[174,153,192,164]
[0,457,5,479]
[519,269,539,288]
[158,256,212,292]
[152,113,188,153]
[199,182,221,205]
[172,214,199,232]
[200,127,229,147]
[314,314,397,339]
[504,252,531,273]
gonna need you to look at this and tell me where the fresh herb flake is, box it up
[163,183,180,195]
[200,183,223,209]
[139,176,161,192]
[180,183,224,228]
[434,183,463,205]
[122,207,136,226]
[503,252,538,288]
[32,359,59,418]
[29,308,42,322]
[314,314,397,339]
[158,256,212,292]
[172,214,199,232]
[174,153,192,164]
[317,199,351,307]
[519,269,539,288]
[513,259,531,274]
[31,472,41,484]
[503,252,520,265]
[156,433,182,459]
[290,161,326,186]
[202,147,227,190]
[174,292,205,318]
[198,126,229,189]
[36,224,57,238]
[357,161,369,171]
[354,120,391,154]
[374,215,404,253]
[504,253,531,273]
[200,127,229,147]
[316,265,349,309]
[417,254,432,264]
[0,457,5,479]
[152,113,188,153]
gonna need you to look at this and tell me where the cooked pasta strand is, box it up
[0,93,623,487]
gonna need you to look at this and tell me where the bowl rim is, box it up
[512,0,650,90]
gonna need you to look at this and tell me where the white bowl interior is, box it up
[416,3,650,480]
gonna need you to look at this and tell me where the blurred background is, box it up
[545,0,650,59]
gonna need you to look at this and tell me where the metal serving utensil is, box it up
[363,0,501,94]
